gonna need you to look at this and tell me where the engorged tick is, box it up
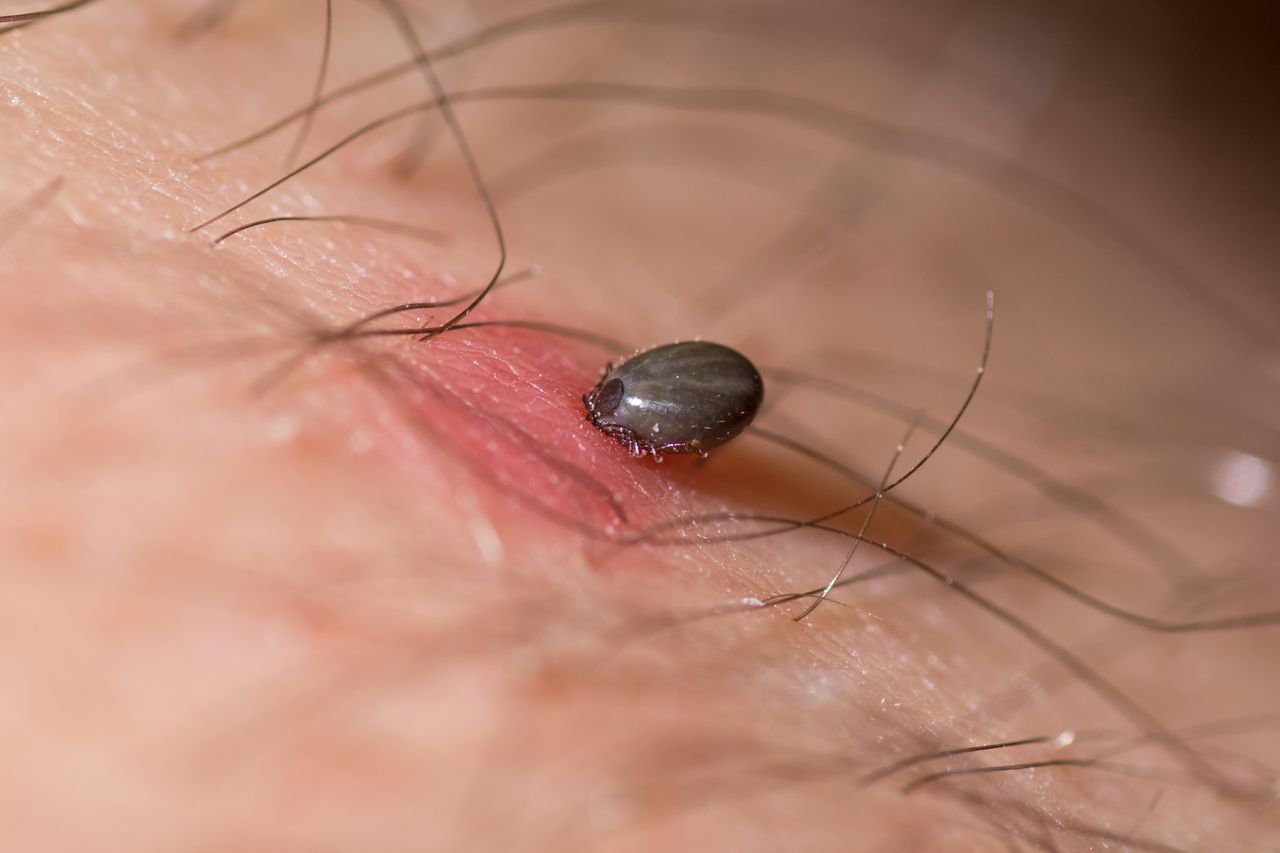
[583,341,764,460]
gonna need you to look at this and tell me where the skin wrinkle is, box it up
[0,2,1278,852]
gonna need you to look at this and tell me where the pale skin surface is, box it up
[1,1,1279,850]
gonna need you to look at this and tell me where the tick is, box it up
[583,341,764,460]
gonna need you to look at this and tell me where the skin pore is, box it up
[2,1,1278,850]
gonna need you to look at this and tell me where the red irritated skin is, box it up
[362,320,699,535]
[2,3,1280,853]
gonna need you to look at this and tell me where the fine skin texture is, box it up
[2,2,1279,851]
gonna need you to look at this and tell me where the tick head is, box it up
[585,376,624,423]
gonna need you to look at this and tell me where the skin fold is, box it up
[0,1,1277,850]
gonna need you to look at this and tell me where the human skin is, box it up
[1,1,1278,851]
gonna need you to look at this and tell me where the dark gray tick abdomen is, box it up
[584,341,764,458]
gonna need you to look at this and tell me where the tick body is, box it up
[584,341,764,460]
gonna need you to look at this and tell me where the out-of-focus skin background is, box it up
[0,1,1277,850]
